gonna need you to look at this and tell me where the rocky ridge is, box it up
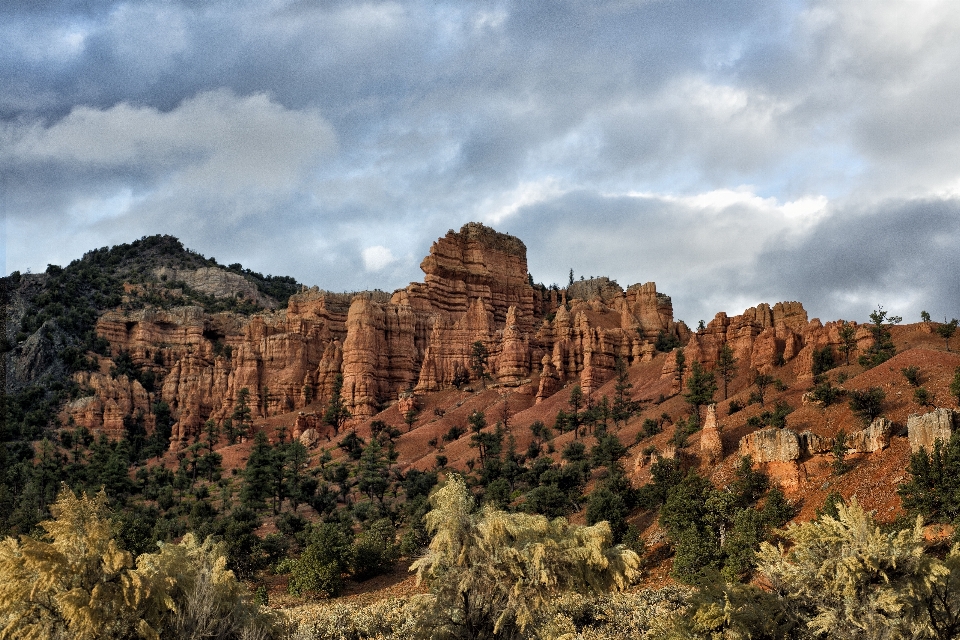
[70,224,692,441]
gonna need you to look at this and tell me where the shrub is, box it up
[848,387,885,425]
[288,522,353,598]
[666,500,960,640]
[899,432,960,522]
[410,475,640,639]
[914,387,934,408]
[810,375,844,406]
[351,519,399,580]
[812,345,836,376]
[902,365,922,387]
[0,487,277,640]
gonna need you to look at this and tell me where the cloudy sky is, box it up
[3,0,959,325]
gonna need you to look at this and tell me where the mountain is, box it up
[2,222,959,607]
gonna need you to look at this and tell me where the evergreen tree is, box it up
[716,343,738,400]
[568,385,584,438]
[240,431,273,511]
[811,345,836,376]
[859,305,901,367]
[684,361,717,427]
[231,388,253,443]
[147,401,173,459]
[674,347,687,390]
[358,439,390,504]
[838,320,857,366]
[899,432,960,522]
[470,341,490,386]
[937,318,959,351]
[751,370,774,406]
[285,440,311,511]
[848,387,885,424]
[323,374,351,436]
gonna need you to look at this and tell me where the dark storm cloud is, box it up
[3,0,960,322]
[749,197,960,323]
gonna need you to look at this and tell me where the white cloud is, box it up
[478,178,566,224]
[2,89,336,193]
[361,245,396,272]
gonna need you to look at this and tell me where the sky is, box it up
[3,0,960,326]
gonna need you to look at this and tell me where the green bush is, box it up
[848,387,885,424]
[351,519,399,580]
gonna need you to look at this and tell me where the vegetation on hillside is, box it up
[5,233,960,640]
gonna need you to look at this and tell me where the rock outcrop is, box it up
[699,404,723,464]
[155,266,277,308]
[739,427,801,464]
[77,223,695,445]
[908,408,958,453]
[64,371,154,438]
[846,417,894,454]
[680,302,809,379]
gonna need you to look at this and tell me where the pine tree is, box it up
[752,370,774,406]
[716,343,737,400]
[684,361,717,427]
[937,318,959,352]
[568,385,584,438]
[358,439,390,504]
[323,374,351,436]
[470,341,490,386]
[838,320,857,366]
[859,305,901,367]
[675,347,687,390]
[230,388,253,443]
[240,432,273,511]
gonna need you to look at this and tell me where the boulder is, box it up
[299,428,321,448]
[738,427,800,463]
[846,417,894,453]
[908,408,958,453]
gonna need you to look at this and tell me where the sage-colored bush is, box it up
[0,486,279,640]
[409,474,641,639]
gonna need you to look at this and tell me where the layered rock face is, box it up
[739,427,801,464]
[908,408,958,453]
[681,302,808,375]
[738,426,833,463]
[846,418,894,454]
[72,223,701,444]
[65,371,154,438]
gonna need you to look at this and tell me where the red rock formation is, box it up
[699,404,723,465]
[406,222,537,330]
[673,301,810,383]
[496,306,531,384]
[535,355,562,404]
[64,371,154,438]
[84,222,696,445]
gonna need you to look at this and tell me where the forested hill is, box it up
[2,233,300,393]
[2,226,960,640]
